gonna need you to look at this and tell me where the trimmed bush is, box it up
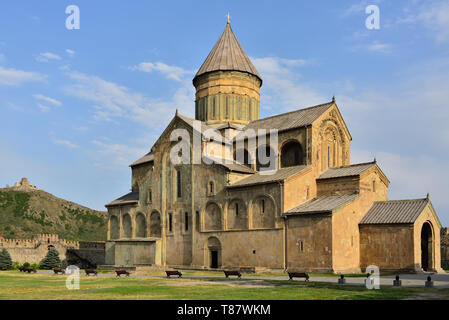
[39,248,61,269]
[0,249,13,270]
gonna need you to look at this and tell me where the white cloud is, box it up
[131,62,193,81]
[0,66,46,86]
[65,49,75,57]
[252,57,325,112]
[63,71,194,128]
[53,139,79,149]
[36,52,61,63]
[37,103,50,113]
[90,139,149,169]
[366,41,391,53]
[397,0,449,44]
[33,94,62,107]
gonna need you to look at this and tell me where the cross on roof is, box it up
[226,13,230,24]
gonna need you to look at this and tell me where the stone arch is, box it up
[122,213,132,238]
[256,144,276,171]
[204,202,222,231]
[421,221,434,271]
[227,198,248,230]
[205,236,222,269]
[135,212,147,238]
[280,140,303,168]
[110,215,119,240]
[149,211,161,238]
[318,120,345,169]
[251,195,276,229]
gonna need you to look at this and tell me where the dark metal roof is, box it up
[283,194,359,216]
[194,23,261,83]
[237,102,334,138]
[130,152,154,167]
[228,165,308,188]
[318,161,376,180]
[359,198,429,225]
[105,192,139,207]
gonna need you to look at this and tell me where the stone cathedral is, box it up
[105,21,443,273]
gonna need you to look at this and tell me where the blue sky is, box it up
[1,1,449,225]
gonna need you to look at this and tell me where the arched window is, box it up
[168,213,173,233]
[209,181,214,195]
[235,148,253,169]
[281,140,303,168]
[256,145,276,171]
[185,212,189,231]
[176,169,182,198]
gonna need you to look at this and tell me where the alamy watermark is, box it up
[66,5,80,30]
[365,5,380,30]
[365,265,380,289]
[65,265,80,290]
[169,120,279,175]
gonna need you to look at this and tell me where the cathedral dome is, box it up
[193,21,262,125]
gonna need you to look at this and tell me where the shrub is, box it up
[0,249,13,270]
[12,261,20,270]
[39,248,61,269]
[21,262,31,269]
[30,263,39,270]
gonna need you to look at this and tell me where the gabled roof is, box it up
[105,192,139,207]
[130,152,154,167]
[359,198,430,225]
[228,165,308,188]
[236,102,334,139]
[283,194,359,216]
[317,161,377,180]
[194,22,261,83]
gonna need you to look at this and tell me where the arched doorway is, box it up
[206,237,221,269]
[135,213,147,238]
[421,222,434,271]
[150,211,161,237]
[281,140,303,168]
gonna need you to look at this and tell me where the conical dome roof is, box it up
[194,22,262,84]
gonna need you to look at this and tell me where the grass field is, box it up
[1,271,449,300]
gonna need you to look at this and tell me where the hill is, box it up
[0,180,107,241]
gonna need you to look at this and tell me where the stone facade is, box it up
[104,22,444,273]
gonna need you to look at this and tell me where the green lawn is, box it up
[1,271,449,300]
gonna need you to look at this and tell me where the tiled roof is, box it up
[283,194,359,216]
[105,192,139,207]
[194,23,261,82]
[359,198,429,225]
[228,165,308,188]
[318,161,376,180]
[237,102,334,138]
[203,156,255,174]
[130,152,154,167]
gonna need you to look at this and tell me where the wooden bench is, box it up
[287,271,309,281]
[115,270,130,277]
[23,268,37,273]
[53,268,65,275]
[165,270,182,278]
[224,270,242,279]
[85,269,98,276]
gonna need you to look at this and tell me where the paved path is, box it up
[36,270,449,288]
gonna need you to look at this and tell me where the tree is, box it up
[0,248,13,270]
[40,248,61,269]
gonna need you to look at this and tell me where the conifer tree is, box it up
[40,247,61,269]
[0,248,13,270]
